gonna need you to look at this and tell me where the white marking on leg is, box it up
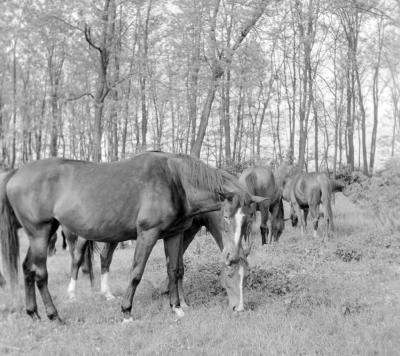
[267,219,272,244]
[172,306,185,318]
[236,265,245,312]
[101,272,115,300]
[234,209,245,246]
[178,279,189,309]
[67,278,77,300]
[313,229,318,238]
[122,317,133,323]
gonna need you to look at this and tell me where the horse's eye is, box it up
[227,196,233,202]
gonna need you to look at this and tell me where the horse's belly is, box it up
[55,201,138,242]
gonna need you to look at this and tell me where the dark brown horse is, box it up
[282,172,334,238]
[0,152,263,322]
[63,207,253,312]
[239,167,285,245]
[62,170,267,309]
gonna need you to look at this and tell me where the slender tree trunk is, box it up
[391,89,399,157]
[11,44,17,168]
[355,63,368,175]
[313,97,318,172]
[223,70,232,165]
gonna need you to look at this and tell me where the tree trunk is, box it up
[355,63,368,175]
[191,0,268,157]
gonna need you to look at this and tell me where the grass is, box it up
[1,194,400,355]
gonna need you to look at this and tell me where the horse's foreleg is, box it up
[164,233,184,318]
[310,204,320,238]
[303,208,309,230]
[67,237,87,300]
[23,248,39,320]
[121,229,158,322]
[100,242,118,300]
[293,202,305,235]
[31,237,61,322]
[174,223,201,307]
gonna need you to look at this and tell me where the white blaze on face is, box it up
[237,265,245,312]
[234,208,245,247]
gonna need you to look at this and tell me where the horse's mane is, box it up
[168,154,244,194]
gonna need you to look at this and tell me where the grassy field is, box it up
[0,193,400,355]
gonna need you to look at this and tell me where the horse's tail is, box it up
[318,175,333,231]
[82,240,94,286]
[0,169,20,287]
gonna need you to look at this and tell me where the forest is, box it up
[1,0,399,174]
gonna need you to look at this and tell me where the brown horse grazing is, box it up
[239,167,285,245]
[0,152,264,322]
[63,208,252,311]
[282,172,333,238]
[62,167,266,310]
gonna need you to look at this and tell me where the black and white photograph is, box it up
[0,0,399,354]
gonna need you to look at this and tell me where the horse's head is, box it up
[48,232,58,256]
[220,253,249,312]
[219,191,268,265]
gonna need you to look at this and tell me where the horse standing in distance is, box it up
[278,165,336,238]
[239,166,285,245]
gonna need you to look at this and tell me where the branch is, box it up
[231,0,274,52]
[84,24,102,54]
[65,92,94,102]
[48,15,84,33]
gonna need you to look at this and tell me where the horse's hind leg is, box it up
[23,247,40,320]
[100,242,118,300]
[260,203,269,245]
[30,233,62,322]
[67,236,88,300]
[177,234,188,309]
[164,233,184,318]
[121,228,158,322]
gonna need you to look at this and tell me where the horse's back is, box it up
[5,154,184,240]
[239,166,277,198]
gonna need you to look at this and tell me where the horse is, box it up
[0,151,265,322]
[282,172,334,238]
[62,207,253,312]
[239,167,285,245]
[61,173,268,310]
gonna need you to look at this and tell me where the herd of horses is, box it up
[0,151,345,323]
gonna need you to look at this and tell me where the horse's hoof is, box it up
[48,313,65,324]
[103,292,116,301]
[122,317,133,323]
[68,294,77,302]
[172,306,185,319]
[180,300,190,309]
[27,310,41,321]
